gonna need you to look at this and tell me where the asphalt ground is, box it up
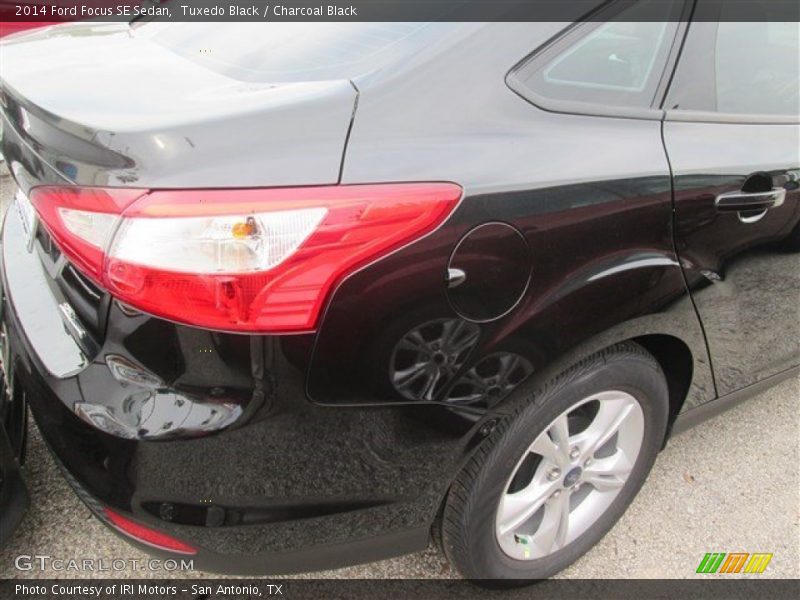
[0,168,798,581]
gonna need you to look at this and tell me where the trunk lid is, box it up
[0,22,357,359]
[0,22,357,189]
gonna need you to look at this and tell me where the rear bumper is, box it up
[0,198,472,574]
[0,210,29,545]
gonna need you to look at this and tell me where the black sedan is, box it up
[0,4,798,585]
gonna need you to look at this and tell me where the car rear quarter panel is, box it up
[316,22,715,413]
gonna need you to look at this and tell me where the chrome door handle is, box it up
[715,188,786,224]
[715,188,786,212]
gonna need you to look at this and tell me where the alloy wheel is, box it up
[495,390,644,560]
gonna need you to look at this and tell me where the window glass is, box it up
[666,15,799,116]
[715,22,799,115]
[543,21,669,93]
[514,0,680,110]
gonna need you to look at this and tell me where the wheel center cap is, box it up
[563,466,582,488]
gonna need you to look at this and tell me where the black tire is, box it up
[441,342,669,586]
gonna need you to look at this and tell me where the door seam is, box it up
[660,119,720,398]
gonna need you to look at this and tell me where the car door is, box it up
[662,4,800,397]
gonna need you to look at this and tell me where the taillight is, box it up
[29,183,461,332]
[29,186,145,279]
[103,508,197,555]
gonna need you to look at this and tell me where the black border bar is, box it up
[1,0,799,23]
[3,579,800,599]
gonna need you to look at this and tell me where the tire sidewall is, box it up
[445,348,669,581]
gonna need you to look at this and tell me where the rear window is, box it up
[136,22,441,82]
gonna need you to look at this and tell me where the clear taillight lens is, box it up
[29,184,462,333]
[58,208,118,249]
[109,208,328,274]
[30,186,145,279]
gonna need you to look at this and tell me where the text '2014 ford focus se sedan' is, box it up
[0,5,798,585]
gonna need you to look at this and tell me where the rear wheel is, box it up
[441,342,668,584]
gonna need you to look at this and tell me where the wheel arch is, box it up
[433,318,711,546]
[488,314,715,444]
[632,334,695,440]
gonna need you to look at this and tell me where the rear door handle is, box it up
[715,188,786,213]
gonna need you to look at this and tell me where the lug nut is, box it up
[546,467,561,481]
[585,458,593,467]
[569,446,580,460]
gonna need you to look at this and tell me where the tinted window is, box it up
[666,14,799,116]
[513,0,681,110]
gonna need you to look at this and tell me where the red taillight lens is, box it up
[29,187,145,279]
[29,183,461,332]
[103,508,197,555]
